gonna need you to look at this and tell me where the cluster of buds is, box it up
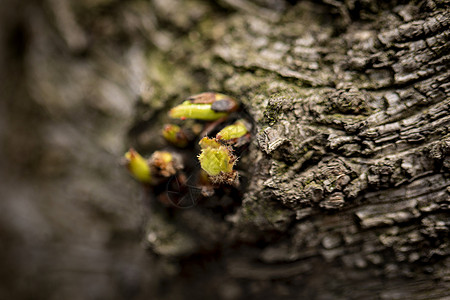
[124,92,251,203]
[124,149,183,186]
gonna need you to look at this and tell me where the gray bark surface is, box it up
[0,0,449,299]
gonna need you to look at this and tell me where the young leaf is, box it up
[198,137,237,184]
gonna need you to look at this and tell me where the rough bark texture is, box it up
[1,0,449,299]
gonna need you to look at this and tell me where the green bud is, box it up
[198,137,237,184]
[198,147,233,176]
[162,124,189,148]
[124,148,152,184]
[169,101,228,121]
[216,120,248,140]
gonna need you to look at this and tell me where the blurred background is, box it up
[0,0,174,298]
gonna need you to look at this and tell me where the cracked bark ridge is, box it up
[139,1,450,298]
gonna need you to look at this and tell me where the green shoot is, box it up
[162,124,189,148]
[198,137,237,184]
[169,101,228,121]
[124,148,152,184]
[216,120,248,140]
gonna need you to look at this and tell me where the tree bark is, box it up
[0,0,449,299]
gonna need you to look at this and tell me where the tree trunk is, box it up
[1,0,449,299]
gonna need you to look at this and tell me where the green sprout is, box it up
[198,137,237,184]
[216,120,248,141]
[162,124,189,148]
[124,148,152,184]
[124,149,183,185]
[169,101,228,121]
[169,92,238,121]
